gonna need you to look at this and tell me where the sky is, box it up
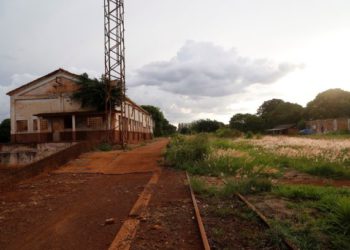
[1,0,350,125]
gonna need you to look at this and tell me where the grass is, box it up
[305,130,350,140]
[165,134,210,169]
[273,184,350,201]
[173,134,350,249]
[215,127,241,138]
[190,176,350,249]
[190,176,272,197]
[272,184,350,249]
[228,141,350,179]
[97,143,113,151]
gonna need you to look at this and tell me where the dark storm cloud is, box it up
[130,41,300,97]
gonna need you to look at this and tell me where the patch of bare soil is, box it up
[198,195,285,250]
[131,168,203,250]
[0,172,152,250]
[56,139,169,175]
[245,194,295,221]
[278,169,350,187]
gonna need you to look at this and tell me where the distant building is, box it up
[7,69,154,144]
[266,124,298,135]
[306,118,350,133]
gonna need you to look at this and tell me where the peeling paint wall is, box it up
[8,70,154,143]
[0,143,74,167]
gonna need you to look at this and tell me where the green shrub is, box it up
[328,197,350,234]
[165,134,210,168]
[274,185,350,201]
[215,128,242,138]
[245,131,254,139]
[190,177,207,195]
[97,143,113,151]
[305,164,349,179]
[222,177,272,196]
[255,133,263,139]
[211,139,234,149]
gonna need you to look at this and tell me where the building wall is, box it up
[10,73,88,135]
[306,118,350,133]
[9,70,154,144]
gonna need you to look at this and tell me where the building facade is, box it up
[7,69,154,144]
[306,118,350,133]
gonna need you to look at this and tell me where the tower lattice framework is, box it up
[104,0,127,147]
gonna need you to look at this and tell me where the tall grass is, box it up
[190,176,272,197]
[166,135,350,179]
[230,141,350,179]
[273,184,350,249]
[165,134,210,169]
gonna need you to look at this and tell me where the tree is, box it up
[72,73,122,111]
[190,119,224,133]
[229,113,264,133]
[257,99,304,128]
[178,123,192,134]
[163,121,177,135]
[141,105,175,136]
[0,119,11,143]
[305,89,350,119]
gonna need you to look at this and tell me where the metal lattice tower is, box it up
[104,0,127,147]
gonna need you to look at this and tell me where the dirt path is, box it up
[131,168,203,250]
[0,139,203,250]
[278,169,350,187]
[0,173,151,250]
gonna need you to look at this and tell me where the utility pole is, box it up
[104,0,127,148]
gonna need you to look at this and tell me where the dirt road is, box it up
[0,139,202,250]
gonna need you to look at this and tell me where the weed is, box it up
[97,143,113,151]
[190,177,219,196]
[255,133,263,139]
[222,177,272,196]
[211,139,234,150]
[212,206,234,218]
[190,177,208,195]
[325,197,350,248]
[215,128,242,138]
[273,185,350,201]
[245,131,254,139]
[165,134,210,168]
[212,227,225,237]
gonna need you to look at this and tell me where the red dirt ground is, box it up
[278,169,350,187]
[131,168,202,250]
[0,173,151,250]
[0,139,203,250]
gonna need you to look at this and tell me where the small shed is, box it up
[266,124,298,135]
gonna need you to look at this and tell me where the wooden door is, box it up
[52,118,64,142]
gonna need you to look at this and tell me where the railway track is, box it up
[186,172,299,250]
[109,169,298,250]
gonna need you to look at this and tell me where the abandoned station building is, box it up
[7,69,154,144]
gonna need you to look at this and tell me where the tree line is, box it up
[179,88,350,134]
[1,88,349,142]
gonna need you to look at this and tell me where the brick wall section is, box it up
[0,140,99,190]
[12,131,153,144]
[306,118,350,133]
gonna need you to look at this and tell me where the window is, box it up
[40,119,49,131]
[33,119,49,131]
[64,117,72,129]
[87,117,103,129]
[33,119,38,131]
[16,120,28,132]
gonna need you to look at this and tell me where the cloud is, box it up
[130,41,300,97]
[0,73,38,120]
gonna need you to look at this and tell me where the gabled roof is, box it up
[6,68,79,96]
[125,96,150,115]
[7,68,151,116]
[267,124,296,131]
